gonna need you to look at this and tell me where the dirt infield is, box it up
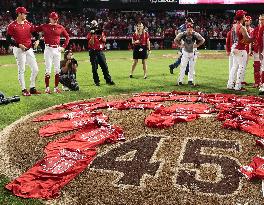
[1,93,264,205]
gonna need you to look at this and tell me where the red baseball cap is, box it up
[15,7,29,14]
[49,12,59,20]
[186,23,193,29]
[235,10,247,18]
[245,16,252,21]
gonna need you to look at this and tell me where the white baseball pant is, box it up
[178,50,195,83]
[13,47,39,90]
[227,50,247,90]
[44,45,62,75]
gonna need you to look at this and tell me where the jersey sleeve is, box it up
[226,31,231,53]
[61,27,70,48]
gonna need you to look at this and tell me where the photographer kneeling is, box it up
[60,50,79,91]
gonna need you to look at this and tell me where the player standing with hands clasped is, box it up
[129,23,151,79]
[6,7,41,96]
[35,12,70,94]
[174,24,205,86]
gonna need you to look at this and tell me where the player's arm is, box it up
[194,33,205,48]
[6,25,18,47]
[241,26,254,44]
[226,31,231,55]
[61,27,70,50]
[175,33,183,47]
[31,24,41,49]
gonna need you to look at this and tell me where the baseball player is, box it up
[35,12,70,94]
[226,20,237,87]
[226,10,253,91]
[169,18,194,75]
[242,16,254,86]
[251,15,264,88]
[257,14,264,95]
[6,7,41,96]
[130,22,151,79]
[174,24,205,86]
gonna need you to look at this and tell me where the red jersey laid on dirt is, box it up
[5,125,124,199]
[7,20,35,48]
[35,24,70,48]
[132,32,149,46]
[87,32,106,50]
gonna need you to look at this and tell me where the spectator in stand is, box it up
[112,40,118,49]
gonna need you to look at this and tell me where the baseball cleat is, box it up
[22,89,31,97]
[54,87,62,94]
[45,87,52,94]
[30,87,41,95]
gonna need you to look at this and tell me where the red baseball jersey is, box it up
[7,20,35,48]
[87,32,106,50]
[35,24,70,48]
[132,32,150,46]
[258,25,264,53]
[252,26,260,53]
[234,23,246,50]
[226,30,232,53]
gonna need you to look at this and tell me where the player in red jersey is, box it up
[251,15,264,88]
[241,16,254,86]
[6,7,41,96]
[35,12,70,94]
[257,14,264,95]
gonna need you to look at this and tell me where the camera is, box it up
[0,91,20,105]
[87,20,103,35]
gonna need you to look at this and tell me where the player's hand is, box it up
[19,44,27,51]
[33,40,39,49]
[193,44,198,48]
[134,40,140,44]
[60,47,65,52]
[179,44,184,48]
[260,53,263,61]
[226,51,230,56]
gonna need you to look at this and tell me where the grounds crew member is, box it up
[87,20,115,86]
[6,7,41,96]
[175,23,205,86]
[227,10,254,91]
[129,22,151,79]
[35,11,70,94]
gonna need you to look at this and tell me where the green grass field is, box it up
[0,50,259,204]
